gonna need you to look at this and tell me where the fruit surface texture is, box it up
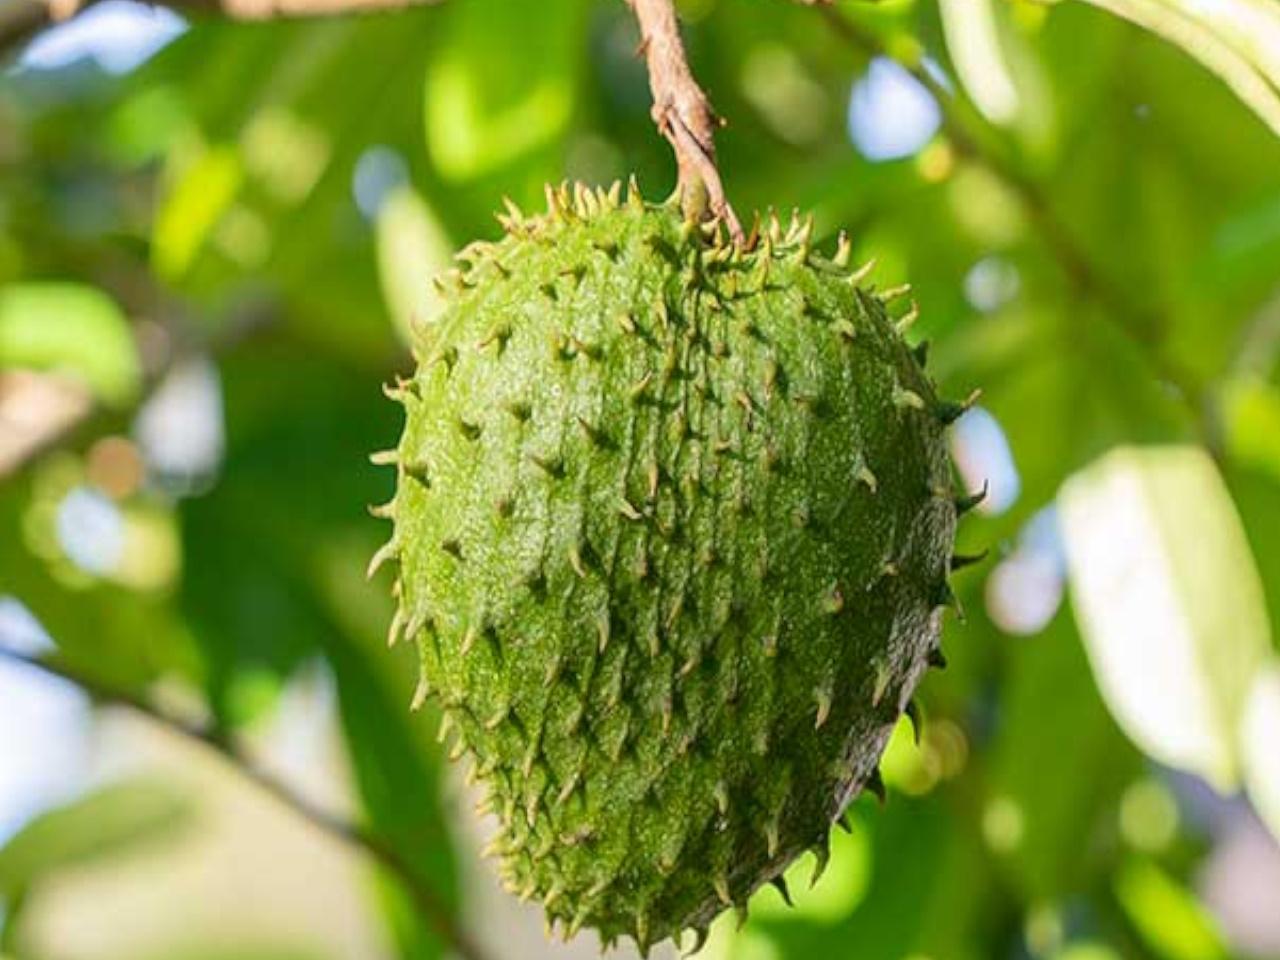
[372,182,961,951]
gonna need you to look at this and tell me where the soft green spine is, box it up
[374,183,960,952]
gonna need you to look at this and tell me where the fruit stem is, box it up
[627,0,744,243]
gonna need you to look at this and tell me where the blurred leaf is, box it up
[376,186,453,343]
[0,477,197,691]
[1224,465,1280,647]
[1242,661,1280,843]
[1221,376,1280,480]
[0,282,139,408]
[131,18,443,365]
[939,0,1021,125]
[748,798,988,960]
[177,340,458,956]
[153,142,243,281]
[1071,0,1280,136]
[106,85,189,167]
[1053,944,1124,960]
[177,344,390,717]
[1059,445,1272,789]
[0,780,192,899]
[749,820,872,924]
[1113,859,1227,960]
[422,0,586,181]
[150,950,321,960]
[989,610,1140,897]
[308,535,459,960]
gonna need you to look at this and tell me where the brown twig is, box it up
[0,646,491,960]
[627,0,742,242]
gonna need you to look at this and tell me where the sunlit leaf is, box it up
[939,0,1021,124]
[742,798,985,959]
[422,0,585,181]
[749,820,872,924]
[1113,859,1227,960]
[1071,0,1280,135]
[1059,445,1272,789]
[0,478,198,690]
[426,60,571,181]
[0,283,139,408]
[375,186,453,343]
[153,142,243,280]
[1221,377,1280,480]
[240,106,331,206]
[0,780,193,898]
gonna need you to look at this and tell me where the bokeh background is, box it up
[2,1,1279,958]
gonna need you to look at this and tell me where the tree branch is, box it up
[814,5,1211,442]
[0,646,491,960]
[627,0,742,242]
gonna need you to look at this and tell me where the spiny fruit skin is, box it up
[372,181,965,953]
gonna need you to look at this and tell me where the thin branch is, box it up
[815,5,1211,441]
[0,646,491,960]
[627,0,742,242]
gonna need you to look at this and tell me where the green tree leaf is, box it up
[0,283,140,408]
[939,0,1021,125]
[177,345,459,956]
[1059,445,1273,789]
[988,611,1140,897]
[422,0,587,181]
[152,143,244,281]
[376,186,453,343]
[0,780,193,900]
[1113,859,1227,960]
[1070,0,1280,135]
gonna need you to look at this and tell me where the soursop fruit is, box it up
[370,181,974,953]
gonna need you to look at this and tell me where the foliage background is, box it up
[1,1,1279,958]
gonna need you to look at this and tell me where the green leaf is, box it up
[0,780,193,899]
[741,798,987,960]
[0,472,198,692]
[1059,445,1273,789]
[1053,944,1124,960]
[0,283,140,408]
[177,345,458,956]
[153,142,243,281]
[1113,859,1227,960]
[939,0,1021,125]
[988,610,1140,897]
[422,0,586,181]
[375,186,453,343]
[748,818,872,924]
[1070,0,1280,136]
[1221,376,1280,480]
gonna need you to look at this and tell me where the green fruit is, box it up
[371,181,969,953]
